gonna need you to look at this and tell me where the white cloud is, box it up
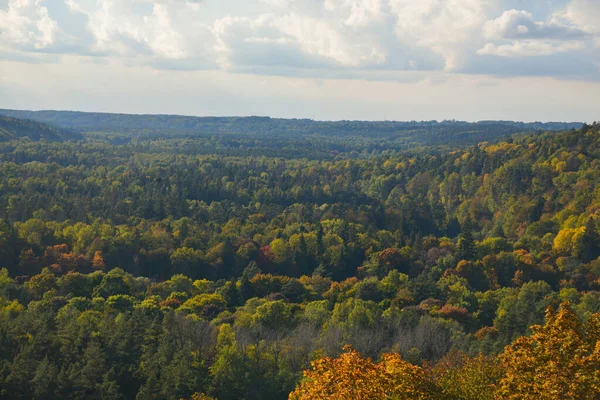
[213,6,387,71]
[0,0,599,80]
[142,4,187,59]
[389,0,490,71]
[60,0,215,61]
[475,3,600,64]
[274,13,385,65]
[553,0,600,34]
[81,0,188,58]
[483,9,587,40]
[477,8,590,59]
[324,0,383,28]
[0,0,62,50]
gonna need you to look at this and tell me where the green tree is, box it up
[578,217,600,262]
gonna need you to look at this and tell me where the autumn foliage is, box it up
[289,345,434,400]
[290,304,600,400]
[498,302,600,399]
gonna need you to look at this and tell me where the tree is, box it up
[31,357,59,400]
[27,268,57,299]
[553,226,585,256]
[578,217,600,262]
[498,302,600,399]
[316,223,325,262]
[427,351,502,400]
[456,230,476,261]
[220,279,240,307]
[171,247,205,278]
[92,251,106,271]
[191,394,216,400]
[210,324,251,400]
[238,269,254,303]
[289,346,436,399]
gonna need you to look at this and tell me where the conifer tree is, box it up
[456,224,476,261]
[579,217,600,262]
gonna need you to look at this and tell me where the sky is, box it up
[0,0,599,122]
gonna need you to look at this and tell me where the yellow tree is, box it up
[427,351,502,400]
[188,394,215,400]
[289,346,436,400]
[498,302,600,399]
[383,352,437,399]
[553,227,585,257]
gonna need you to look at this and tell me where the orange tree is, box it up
[497,302,600,399]
[288,345,438,400]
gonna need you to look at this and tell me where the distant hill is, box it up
[0,116,83,142]
[0,109,583,147]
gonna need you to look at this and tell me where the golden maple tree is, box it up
[288,345,436,400]
[497,302,600,399]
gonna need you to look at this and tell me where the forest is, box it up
[0,109,582,148]
[0,113,599,399]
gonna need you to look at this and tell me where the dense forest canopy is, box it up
[0,114,599,399]
[0,116,82,142]
[0,109,583,148]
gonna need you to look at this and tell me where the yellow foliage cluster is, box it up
[484,142,519,156]
[289,345,433,400]
[188,393,215,400]
[553,226,585,256]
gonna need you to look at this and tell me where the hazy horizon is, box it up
[0,107,589,124]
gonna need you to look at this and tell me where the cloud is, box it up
[0,0,62,50]
[553,0,600,34]
[483,9,587,40]
[472,2,600,68]
[142,4,187,59]
[212,1,451,74]
[212,6,389,71]
[66,0,189,59]
[389,0,490,71]
[324,0,384,28]
[0,0,599,80]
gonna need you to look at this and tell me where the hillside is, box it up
[0,116,82,142]
[0,109,582,148]
[0,120,599,399]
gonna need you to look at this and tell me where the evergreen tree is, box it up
[316,223,325,262]
[31,357,59,399]
[222,279,240,307]
[457,230,476,261]
[238,272,253,303]
[579,217,600,262]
